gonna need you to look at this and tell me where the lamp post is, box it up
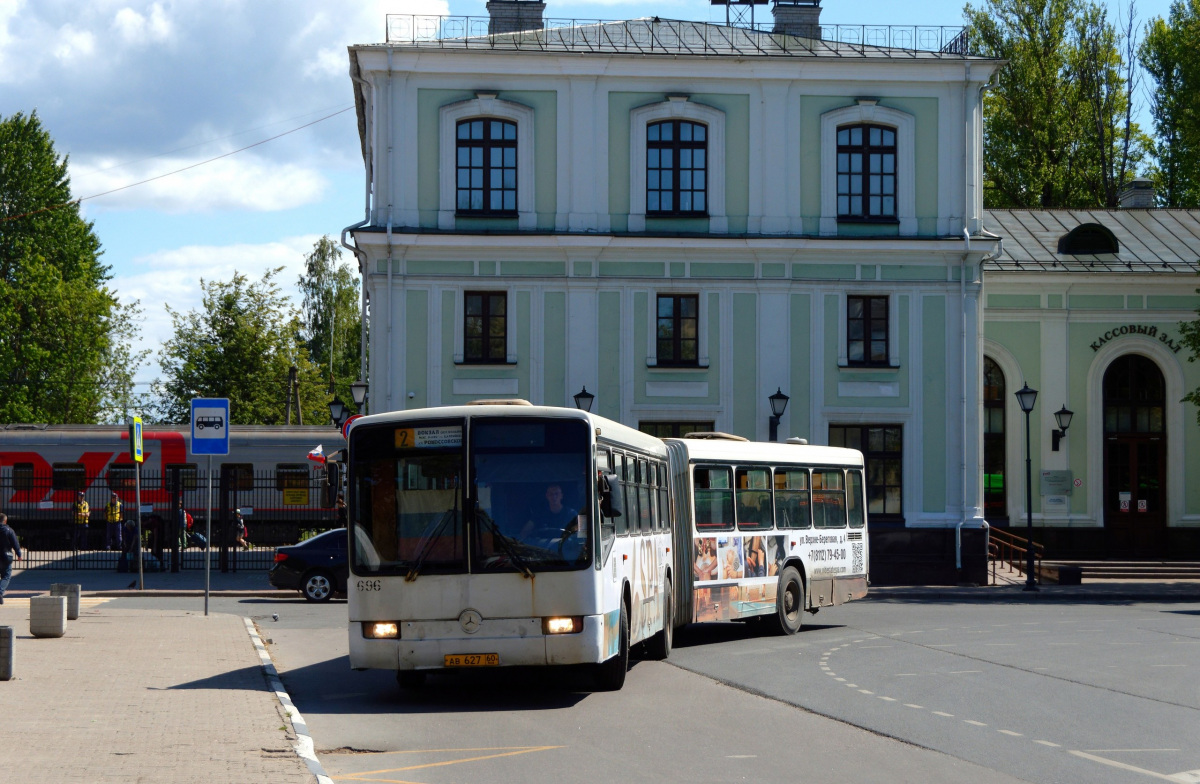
[768,388,790,442]
[1051,404,1073,451]
[1015,383,1038,591]
[328,397,347,428]
[573,386,594,412]
[350,380,368,415]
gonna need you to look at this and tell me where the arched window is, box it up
[1058,223,1119,255]
[456,118,517,215]
[1104,355,1164,434]
[983,357,1007,522]
[837,124,896,220]
[646,120,707,216]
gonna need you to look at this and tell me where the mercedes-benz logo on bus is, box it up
[459,609,483,634]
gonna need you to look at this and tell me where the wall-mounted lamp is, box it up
[1051,405,1073,451]
[573,386,594,413]
[768,387,790,442]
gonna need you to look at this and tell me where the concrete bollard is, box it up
[0,626,13,680]
[29,596,67,638]
[50,583,82,620]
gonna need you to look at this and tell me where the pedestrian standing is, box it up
[73,491,90,551]
[234,510,250,551]
[0,512,22,604]
[336,493,348,529]
[104,492,123,551]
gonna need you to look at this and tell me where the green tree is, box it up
[297,236,364,406]
[1181,282,1200,425]
[0,110,131,423]
[154,268,328,425]
[966,0,1144,208]
[1139,0,1200,207]
[97,299,152,424]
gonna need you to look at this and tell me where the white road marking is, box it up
[858,689,874,694]
[904,704,923,709]
[725,755,757,759]
[1070,750,1188,782]
[1035,741,1061,748]
[999,730,1023,737]
[835,678,846,682]
[932,711,954,717]
[1170,770,1200,783]
[964,720,987,726]
[949,670,982,674]
[878,696,896,702]
[845,683,858,688]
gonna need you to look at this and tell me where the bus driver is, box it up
[520,483,579,542]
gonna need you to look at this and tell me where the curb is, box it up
[864,586,1200,603]
[244,617,333,784]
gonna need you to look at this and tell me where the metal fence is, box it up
[2,470,340,571]
[382,15,970,57]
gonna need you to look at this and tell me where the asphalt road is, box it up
[112,594,1200,783]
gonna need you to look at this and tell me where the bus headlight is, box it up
[362,622,400,639]
[542,616,583,635]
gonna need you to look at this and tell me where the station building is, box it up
[341,2,1200,581]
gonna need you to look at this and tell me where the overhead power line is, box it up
[1,106,354,224]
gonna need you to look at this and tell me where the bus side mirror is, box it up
[599,472,623,518]
[322,463,341,508]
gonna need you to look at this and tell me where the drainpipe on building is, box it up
[385,47,395,412]
[343,57,374,412]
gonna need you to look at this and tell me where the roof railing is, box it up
[381,16,970,57]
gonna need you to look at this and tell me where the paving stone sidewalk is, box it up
[0,602,316,784]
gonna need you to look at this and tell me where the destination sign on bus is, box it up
[395,425,463,449]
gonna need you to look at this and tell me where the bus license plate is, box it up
[444,653,499,667]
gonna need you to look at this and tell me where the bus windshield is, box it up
[471,417,591,572]
[350,419,466,576]
[349,415,591,576]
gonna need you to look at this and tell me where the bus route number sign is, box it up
[395,426,462,449]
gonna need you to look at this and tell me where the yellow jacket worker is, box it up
[73,491,90,550]
[104,492,123,551]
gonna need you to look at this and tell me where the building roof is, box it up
[372,15,983,60]
[982,209,1200,273]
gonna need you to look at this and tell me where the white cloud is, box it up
[52,24,95,61]
[113,3,173,44]
[112,235,324,381]
[74,154,330,213]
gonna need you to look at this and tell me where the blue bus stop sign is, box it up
[190,398,230,456]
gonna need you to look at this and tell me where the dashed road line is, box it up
[1035,741,1061,748]
[999,730,1023,737]
[932,711,955,717]
[964,720,987,727]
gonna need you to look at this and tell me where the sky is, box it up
[0,0,1173,393]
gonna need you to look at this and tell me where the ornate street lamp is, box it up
[328,397,347,428]
[573,386,594,413]
[1051,404,1073,451]
[1015,383,1038,591]
[768,388,790,442]
[350,380,369,414]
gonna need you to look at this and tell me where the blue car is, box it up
[268,528,348,602]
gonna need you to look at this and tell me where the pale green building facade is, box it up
[343,8,1200,577]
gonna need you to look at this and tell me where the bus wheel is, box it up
[594,600,629,691]
[396,670,426,689]
[772,566,804,635]
[645,578,673,661]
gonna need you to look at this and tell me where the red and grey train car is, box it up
[0,424,343,547]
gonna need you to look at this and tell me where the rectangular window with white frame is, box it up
[829,424,903,525]
[463,291,507,364]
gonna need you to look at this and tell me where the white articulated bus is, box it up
[664,436,869,634]
[346,403,867,691]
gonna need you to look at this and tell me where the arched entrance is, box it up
[1103,354,1166,557]
[982,357,1007,523]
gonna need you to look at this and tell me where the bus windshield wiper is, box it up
[475,509,534,579]
[405,480,459,582]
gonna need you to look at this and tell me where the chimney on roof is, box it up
[487,0,546,35]
[1118,177,1156,209]
[772,0,822,39]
